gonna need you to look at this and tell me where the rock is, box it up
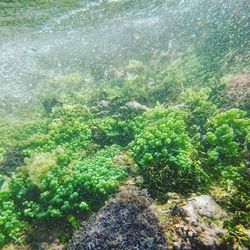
[245,168,250,180]
[90,97,149,118]
[221,74,250,112]
[181,195,228,222]
[180,195,228,249]
[153,193,229,250]
[125,101,150,112]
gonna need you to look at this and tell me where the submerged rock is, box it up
[181,195,227,224]
[90,97,149,118]
[221,74,250,112]
[178,195,228,249]
[68,189,166,250]
[0,147,25,176]
[153,194,229,250]
[124,101,149,112]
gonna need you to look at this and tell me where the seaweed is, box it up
[69,189,167,250]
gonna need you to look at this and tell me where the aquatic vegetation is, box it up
[40,73,96,108]
[0,119,48,159]
[179,88,218,136]
[0,88,249,249]
[0,147,26,176]
[69,189,166,250]
[205,109,249,179]
[22,104,94,158]
[129,108,208,196]
[0,146,126,247]
[221,74,250,113]
[23,151,58,187]
[92,117,136,147]
[20,146,126,220]
[222,168,250,249]
[0,0,249,249]
[0,192,28,248]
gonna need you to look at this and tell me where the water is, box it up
[0,0,249,116]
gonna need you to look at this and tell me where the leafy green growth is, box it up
[39,73,96,108]
[179,88,217,136]
[222,168,250,249]
[22,104,94,159]
[205,109,249,179]
[0,192,28,248]
[16,146,125,219]
[0,118,48,159]
[92,117,137,147]
[0,0,249,248]
[129,108,209,196]
[0,146,126,247]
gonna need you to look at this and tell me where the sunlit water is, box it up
[0,0,248,115]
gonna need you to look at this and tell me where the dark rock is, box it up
[0,147,25,176]
[43,98,62,113]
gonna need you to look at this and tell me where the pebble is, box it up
[187,231,194,238]
[215,228,222,235]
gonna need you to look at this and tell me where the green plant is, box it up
[129,108,208,196]
[224,169,250,249]
[0,191,28,248]
[92,117,137,146]
[224,222,250,249]
[7,146,126,220]
[205,109,249,178]
[22,104,95,158]
[121,60,150,101]
[0,146,126,247]
[179,88,218,136]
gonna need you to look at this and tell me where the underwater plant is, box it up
[0,0,249,249]
[205,109,249,179]
[0,146,127,247]
[129,108,209,196]
[69,188,166,250]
